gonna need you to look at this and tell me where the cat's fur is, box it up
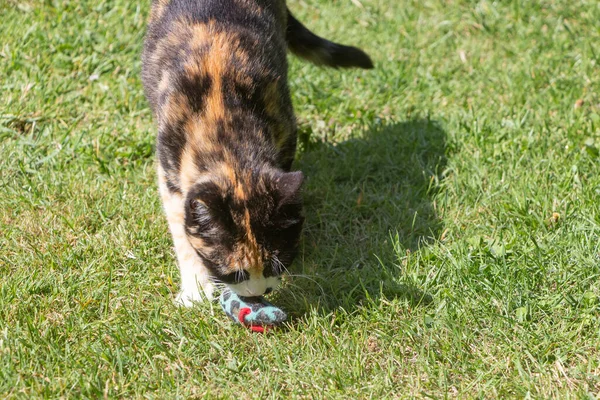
[142,0,372,305]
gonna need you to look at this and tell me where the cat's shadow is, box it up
[273,118,448,318]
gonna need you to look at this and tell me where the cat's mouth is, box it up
[229,286,272,297]
[227,277,280,297]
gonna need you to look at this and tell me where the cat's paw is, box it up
[174,290,202,307]
[174,283,215,307]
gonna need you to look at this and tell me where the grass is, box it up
[1,0,600,397]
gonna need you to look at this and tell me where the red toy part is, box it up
[238,307,271,333]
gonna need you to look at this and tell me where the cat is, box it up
[142,0,372,306]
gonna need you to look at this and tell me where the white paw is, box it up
[174,290,202,307]
[174,282,215,307]
[202,281,215,301]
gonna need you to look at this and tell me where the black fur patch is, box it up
[177,72,213,113]
[157,119,186,174]
[185,181,238,250]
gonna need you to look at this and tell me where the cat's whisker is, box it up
[271,254,290,275]
[282,274,326,296]
[208,276,228,290]
[276,283,306,303]
[236,266,245,285]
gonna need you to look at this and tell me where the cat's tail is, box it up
[286,9,374,69]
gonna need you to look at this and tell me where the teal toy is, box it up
[219,289,287,332]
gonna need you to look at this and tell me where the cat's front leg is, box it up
[171,225,215,306]
[174,253,215,306]
[158,169,215,306]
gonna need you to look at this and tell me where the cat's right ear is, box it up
[187,197,208,221]
[185,191,213,234]
[185,180,233,230]
[187,180,225,211]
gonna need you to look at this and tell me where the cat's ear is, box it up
[185,181,230,227]
[188,197,208,219]
[188,181,220,210]
[276,171,304,204]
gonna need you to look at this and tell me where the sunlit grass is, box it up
[1,0,600,397]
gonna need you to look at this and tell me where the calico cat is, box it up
[142,0,372,306]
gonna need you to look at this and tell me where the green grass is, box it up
[1,0,600,397]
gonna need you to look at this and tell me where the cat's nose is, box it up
[264,287,273,295]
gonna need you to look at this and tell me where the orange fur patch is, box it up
[242,209,263,276]
[179,147,201,192]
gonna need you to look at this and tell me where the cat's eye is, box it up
[219,270,249,284]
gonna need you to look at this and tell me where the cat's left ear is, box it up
[276,171,304,203]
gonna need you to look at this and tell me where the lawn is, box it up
[1,0,600,397]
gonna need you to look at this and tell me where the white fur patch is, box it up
[158,166,215,307]
[228,276,280,297]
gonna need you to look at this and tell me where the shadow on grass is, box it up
[275,118,447,317]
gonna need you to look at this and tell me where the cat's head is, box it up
[184,168,304,296]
